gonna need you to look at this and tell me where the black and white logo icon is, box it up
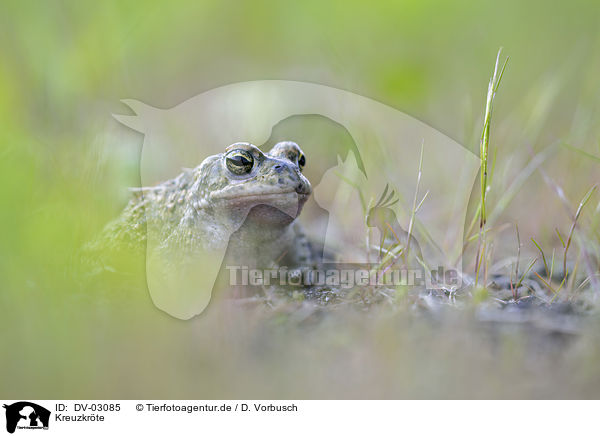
[3,402,50,434]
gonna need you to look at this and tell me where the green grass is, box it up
[473,50,508,287]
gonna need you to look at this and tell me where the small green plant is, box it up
[563,185,597,280]
[474,49,509,286]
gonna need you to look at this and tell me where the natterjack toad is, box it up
[90,141,315,318]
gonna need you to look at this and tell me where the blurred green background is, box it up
[1,0,599,398]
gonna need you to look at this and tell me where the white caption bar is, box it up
[1,400,596,435]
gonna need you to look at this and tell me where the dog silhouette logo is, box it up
[113,80,479,318]
[3,402,50,433]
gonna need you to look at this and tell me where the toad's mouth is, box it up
[210,190,309,220]
[210,189,309,203]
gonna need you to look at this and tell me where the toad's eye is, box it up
[225,150,254,175]
[297,153,306,170]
